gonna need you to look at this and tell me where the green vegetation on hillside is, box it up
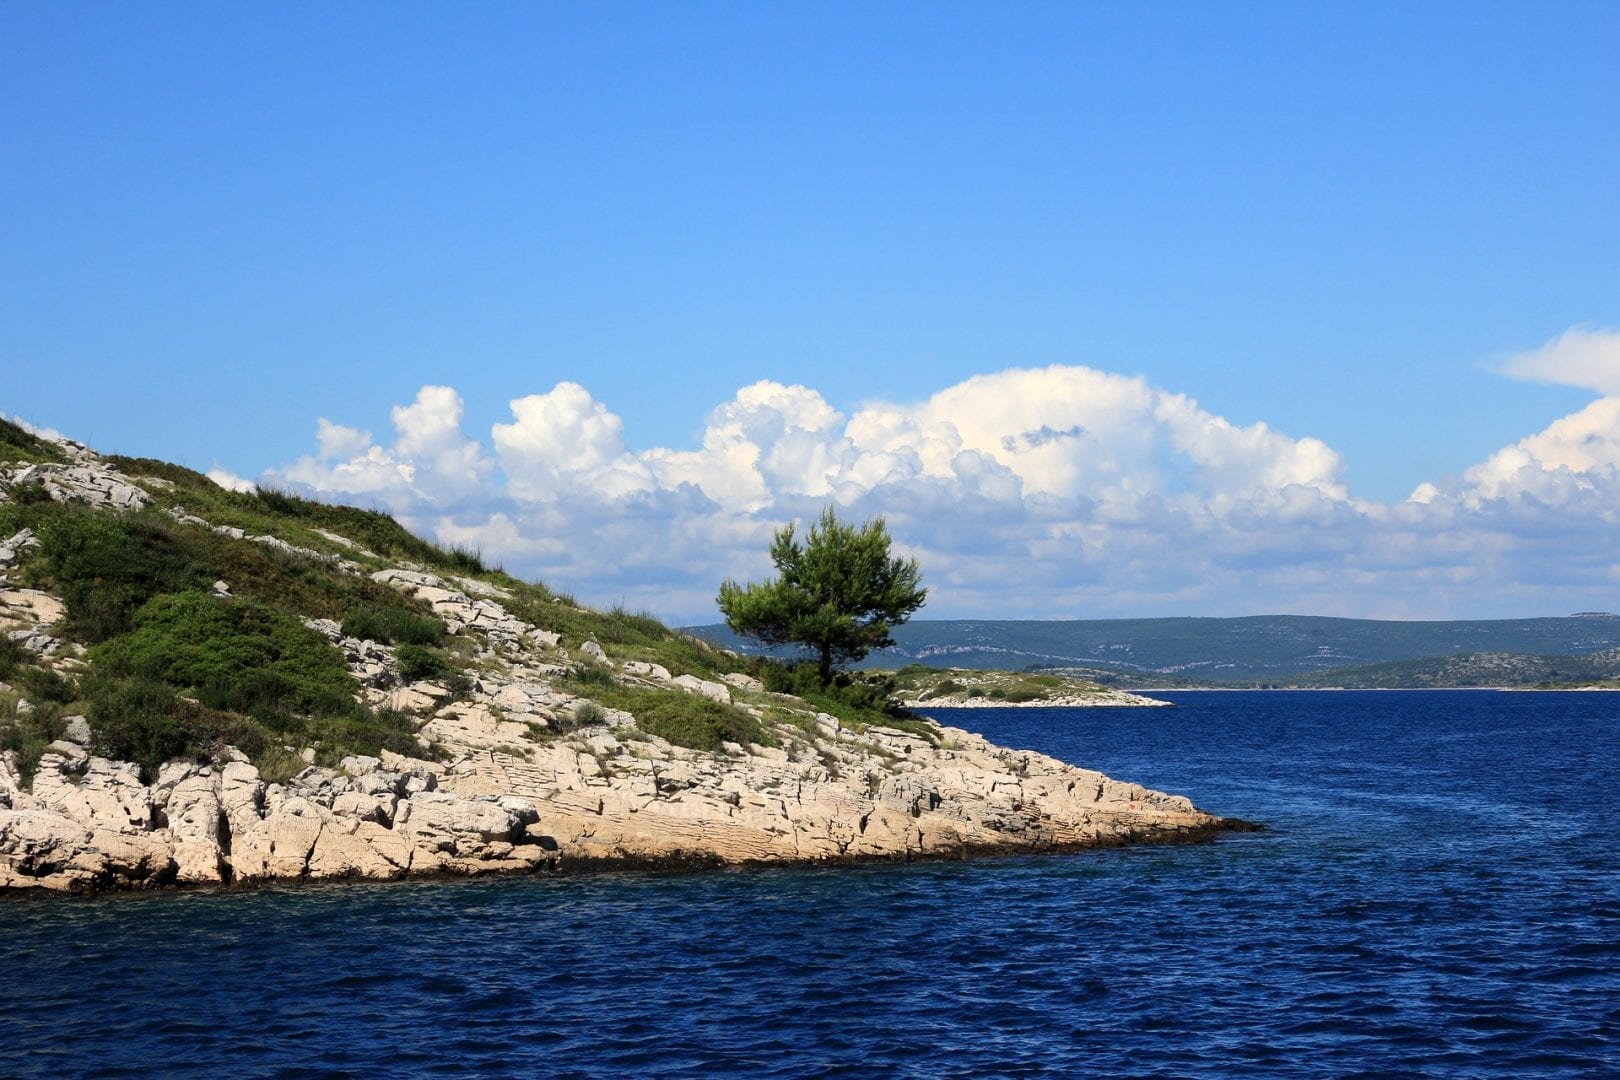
[560,670,773,754]
[887,666,1117,704]
[0,417,69,465]
[750,660,939,744]
[1292,648,1620,689]
[0,443,779,784]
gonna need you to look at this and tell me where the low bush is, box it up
[0,636,25,681]
[36,506,209,642]
[558,669,772,753]
[86,675,228,779]
[15,664,77,704]
[393,642,455,683]
[554,701,607,734]
[619,689,771,753]
[92,591,357,719]
[1,696,67,787]
[341,607,446,646]
[749,659,938,743]
[756,660,896,716]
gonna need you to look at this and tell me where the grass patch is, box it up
[92,591,359,718]
[559,672,772,753]
[0,417,69,464]
[35,505,211,642]
[252,486,488,574]
[394,642,455,683]
[0,635,28,682]
[496,579,743,680]
[340,607,445,646]
[79,590,424,779]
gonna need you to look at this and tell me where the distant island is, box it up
[688,614,1620,690]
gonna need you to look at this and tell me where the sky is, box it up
[4,3,1619,624]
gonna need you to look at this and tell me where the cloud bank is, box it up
[265,332,1620,623]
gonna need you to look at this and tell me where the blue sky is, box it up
[4,4,1619,622]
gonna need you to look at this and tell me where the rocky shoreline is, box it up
[1,431,1241,895]
[0,717,1237,894]
[902,688,1171,708]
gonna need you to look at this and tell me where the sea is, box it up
[3,690,1617,1078]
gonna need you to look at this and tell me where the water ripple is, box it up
[3,691,1618,1076]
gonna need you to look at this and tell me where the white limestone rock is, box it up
[8,462,151,510]
[623,660,673,682]
[672,674,732,703]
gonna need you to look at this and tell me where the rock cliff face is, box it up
[0,711,1221,892]
[0,430,1236,893]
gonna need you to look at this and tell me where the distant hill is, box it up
[686,614,1620,686]
[1292,648,1620,689]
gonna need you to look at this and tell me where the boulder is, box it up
[622,661,672,682]
[672,674,731,703]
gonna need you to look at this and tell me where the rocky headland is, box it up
[0,422,1239,894]
[890,667,1171,708]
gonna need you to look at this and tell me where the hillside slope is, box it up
[1293,648,1620,689]
[690,614,1620,685]
[0,419,1233,892]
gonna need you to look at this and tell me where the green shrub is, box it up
[86,676,215,780]
[0,636,24,681]
[341,607,446,646]
[555,701,607,734]
[37,507,209,642]
[557,667,771,753]
[607,688,769,753]
[9,481,56,506]
[394,642,456,684]
[303,707,423,764]
[757,660,896,718]
[631,693,767,753]
[568,662,616,688]
[16,664,77,704]
[1,696,67,787]
[92,591,357,720]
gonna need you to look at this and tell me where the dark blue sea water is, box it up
[4,691,1618,1077]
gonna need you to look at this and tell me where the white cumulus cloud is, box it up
[206,467,256,493]
[1499,326,1620,396]
[263,349,1620,623]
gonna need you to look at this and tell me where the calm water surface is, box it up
[4,690,1617,1077]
